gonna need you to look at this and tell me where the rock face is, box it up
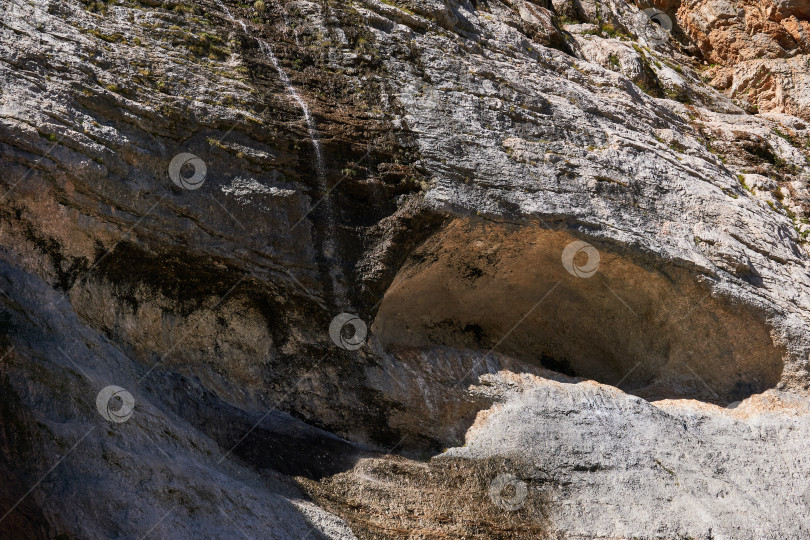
[1,0,810,538]
[672,0,810,118]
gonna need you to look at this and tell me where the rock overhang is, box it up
[373,218,787,403]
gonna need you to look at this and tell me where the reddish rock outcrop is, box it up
[666,0,810,117]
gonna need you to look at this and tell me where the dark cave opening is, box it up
[372,219,785,405]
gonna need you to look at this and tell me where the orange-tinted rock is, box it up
[666,0,810,117]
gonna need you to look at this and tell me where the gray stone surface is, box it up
[1,0,810,538]
[448,369,810,539]
[0,254,357,539]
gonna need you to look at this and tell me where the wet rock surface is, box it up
[1,0,810,538]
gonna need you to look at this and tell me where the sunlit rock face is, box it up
[670,0,810,119]
[1,0,810,538]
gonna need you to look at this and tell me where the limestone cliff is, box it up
[1,0,810,538]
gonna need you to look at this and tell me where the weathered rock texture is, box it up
[1,0,810,538]
[672,0,810,119]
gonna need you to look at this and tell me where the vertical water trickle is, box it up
[213,0,348,307]
[255,40,325,180]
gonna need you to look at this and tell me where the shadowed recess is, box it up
[372,219,785,404]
